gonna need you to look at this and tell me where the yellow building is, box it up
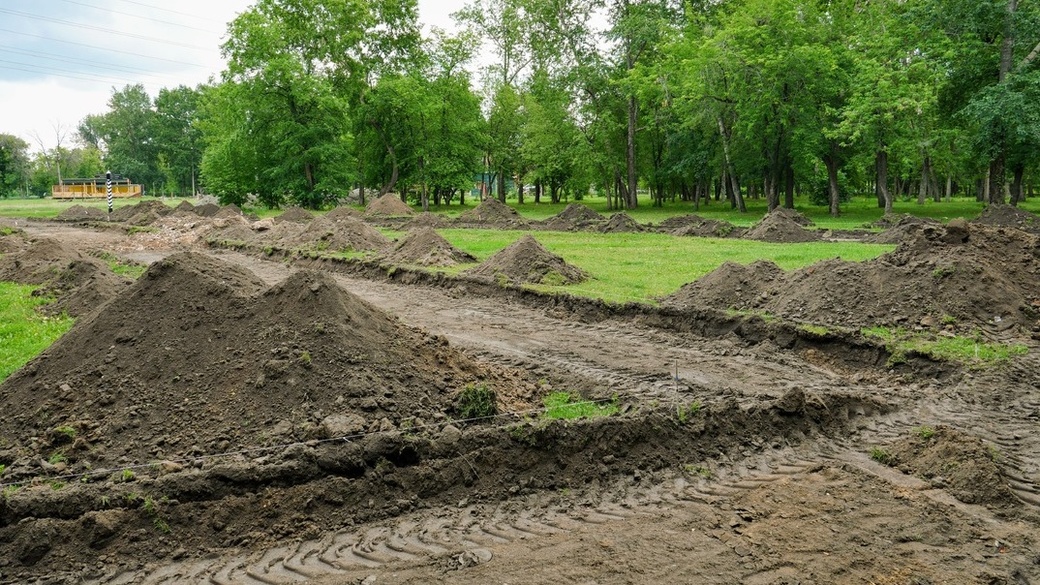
[52,176,143,199]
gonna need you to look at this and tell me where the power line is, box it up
[0,27,209,70]
[110,0,243,23]
[0,60,165,89]
[0,45,169,79]
[54,0,224,34]
[0,7,213,52]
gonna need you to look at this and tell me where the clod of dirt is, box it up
[55,205,108,222]
[745,209,820,243]
[278,215,390,252]
[884,426,1017,508]
[541,204,604,231]
[0,252,534,471]
[464,234,588,286]
[599,213,644,233]
[274,206,315,223]
[380,227,476,267]
[457,198,530,228]
[971,204,1040,235]
[0,235,131,317]
[365,193,416,217]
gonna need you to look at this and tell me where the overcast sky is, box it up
[0,0,467,151]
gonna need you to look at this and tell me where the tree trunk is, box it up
[716,117,746,212]
[823,150,841,217]
[1011,164,1025,205]
[917,155,930,205]
[784,162,795,209]
[517,179,524,205]
[626,95,638,209]
[877,150,892,214]
[497,170,507,204]
[988,155,1006,205]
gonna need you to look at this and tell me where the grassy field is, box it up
[0,283,75,383]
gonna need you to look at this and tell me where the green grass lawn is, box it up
[0,283,74,383]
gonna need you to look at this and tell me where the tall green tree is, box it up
[154,85,204,196]
[0,134,30,198]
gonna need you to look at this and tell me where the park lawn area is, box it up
[0,283,75,383]
[436,228,894,304]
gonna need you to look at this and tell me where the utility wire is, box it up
[0,45,169,79]
[110,0,243,23]
[0,7,213,52]
[54,0,224,34]
[0,26,209,70]
[0,63,171,90]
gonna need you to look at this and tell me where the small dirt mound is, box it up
[464,234,588,286]
[279,215,390,252]
[672,218,742,238]
[599,213,644,233]
[364,193,416,217]
[667,260,785,309]
[326,206,361,221]
[174,200,195,212]
[109,200,173,223]
[274,206,315,223]
[457,198,529,228]
[405,212,451,229]
[770,206,814,226]
[745,210,820,243]
[192,203,221,217]
[0,236,131,317]
[0,253,534,470]
[55,205,107,222]
[380,227,476,267]
[206,215,257,244]
[971,204,1040,234]
[214,204,244,219]
[885,426,1016,508]
[867,214,941,244]
[541,204,604,231]
[657,214,706,231]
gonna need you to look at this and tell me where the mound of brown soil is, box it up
[866,214,941,244]
[599,213,644,233]
[206,215,257,244]
[0,253,533,472]
[326,206,361,221]
[365,193,416,217]
[770,206,814,226]
[657,214,706,230]
[541,204,604,231]
[55,205,107,222]
[464,234,588,286]
[666,221,1040,334]
[745,210,820,243]
[668,260,785,309]
[109,200,173,223]
[174,200,195,212]
[0,236,131,317]
[274,206,314,223]
[192,203,221,217]
[671,218,742,238]
[885,426,1016,507]
[213,204,244,219]
[380,227,476,267]
[458,198,530,228]
[279,215,390,252]
[972,204,1040,235]
[405,211,451,229]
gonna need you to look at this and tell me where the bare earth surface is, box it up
[2,214,1040,585]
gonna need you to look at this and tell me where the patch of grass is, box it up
[0,464,5,476]
[126,225,157,235]
[683,464,713,478]
[870,447,892,464]
[455,383,498,420]
[119,469,136,482]
[47,451,67,465]
[0,282,75,383]
[676,401,702,423]
[54,425,76,441]
[542,392,618,420]
[797,324,831,336]
[1,485,20,501]
[861,326,1027,367]
[142,496,171,534]
[92,251,146,279]
[913,426,936,440]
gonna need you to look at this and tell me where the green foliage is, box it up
[676,401,702,424]
[863,326,1029,367]
[92,252,146,279]
[120,469,136,483]
[455,384,498,420]
[54,425,76,441]
[870,447,891,464]
[542,392,618,420]
[47,451,67,465]
[0,283,74,383]
[914,426,936,440]
[797,324,831,336]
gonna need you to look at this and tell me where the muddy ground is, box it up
[1,208,1040,585]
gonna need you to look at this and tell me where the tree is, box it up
[154,86,205,196]
[0,134,30,198]
[87,84,162,190]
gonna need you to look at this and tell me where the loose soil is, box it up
[274,207,315,223]
[598,212,644,233]
[1,208,1039,585]
[744,208,820,243]
[364,194,416,217]
[463,234,588,286]
[540,203,605,231]
[379,227,476,267]
[456,197,530,229]
[972,203,1040,235]
[275,215,391,253]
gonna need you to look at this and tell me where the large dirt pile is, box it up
[667,221,1040,333]
[464,234,588,286]
[884,426,1016,508]
[971,204,1040,235]
[274,206,314,223]
[0,253,535,474]
[541,204,604,231]
[599,213,644,233]
[55,205,107,222]
[745,209,820,242]
[192,203,221,217]
[0,234,130,317]
[364,193,415,217]
[379,227,476,267]
[109,200,173,224]
[326,206,361,221]
[205,214,257,244]
[457,198,530,228]
[278,215,391,252]
[867,214,941,244]
[667,216,742,238]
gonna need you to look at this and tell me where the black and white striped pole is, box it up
[106,170,113,218]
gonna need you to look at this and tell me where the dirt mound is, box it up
[380,227,476,267]
[109,200,173,224]
[457,198,530,228]
[405,211,451,229]
[745,209,820,242]
[884,426,1016,507]
[0,253,534,472]
[325,206,361,221]
[867,214,941,244]
[599,213,644,233]
[972,204,1040,234]
[364,193,415,217]
[770,206,814,226]
[55,205,107,222]
[274,206,314,223]
[464,234,588,286]
[541,204,604,231]
[278,215,390,252]
[0,236,131,317]
[206,215,257,244]
[666,221,1040,333]
[671,217,742,238]
[214,204,244,219]
[192,203,221,217]
[668,260,786,309]
[174,200,195,212]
